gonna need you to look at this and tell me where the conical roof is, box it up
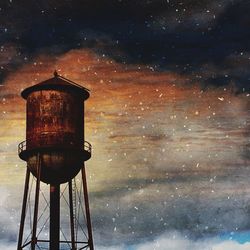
[21,71,90,100]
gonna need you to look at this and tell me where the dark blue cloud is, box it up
[0,0,249,91]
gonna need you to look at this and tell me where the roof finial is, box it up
[54,70,59,78]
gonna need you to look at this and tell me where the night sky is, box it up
[0,1,249,249]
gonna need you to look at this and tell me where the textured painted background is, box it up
[0,1,249,249]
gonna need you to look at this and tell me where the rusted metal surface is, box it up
[18,140,91,160]
[17,73,94,249]
[21,74,90,100]
[18,140,91,184]
[18,77,91,184]
[26,90,84,150]
[26,150,88,184]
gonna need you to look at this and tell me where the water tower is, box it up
[17,71,94,250]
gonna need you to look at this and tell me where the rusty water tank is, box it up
[18,71,91,184]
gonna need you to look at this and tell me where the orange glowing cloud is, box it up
[0,48,249,191]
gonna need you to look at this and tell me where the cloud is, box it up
[135,232,250,250]
[0,48,249,246]
[1,229,250,250]
[0,242,16,250]
[213,241,250,250]
[0,187,19,243]
[0,0,250,91]
[95,231,250,250]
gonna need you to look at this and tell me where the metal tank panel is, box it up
[26,90,84,149]
[18,73,91,184]
[27,150,86,184]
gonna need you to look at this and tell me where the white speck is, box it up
[218,97,224,101]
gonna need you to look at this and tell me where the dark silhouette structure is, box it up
[17,71,94,250]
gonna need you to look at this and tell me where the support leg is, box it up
[50,184,60,250]
[17,167,31,250]
[69,180,76,250]
[31,153,41,250]
[81,164,94,250]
